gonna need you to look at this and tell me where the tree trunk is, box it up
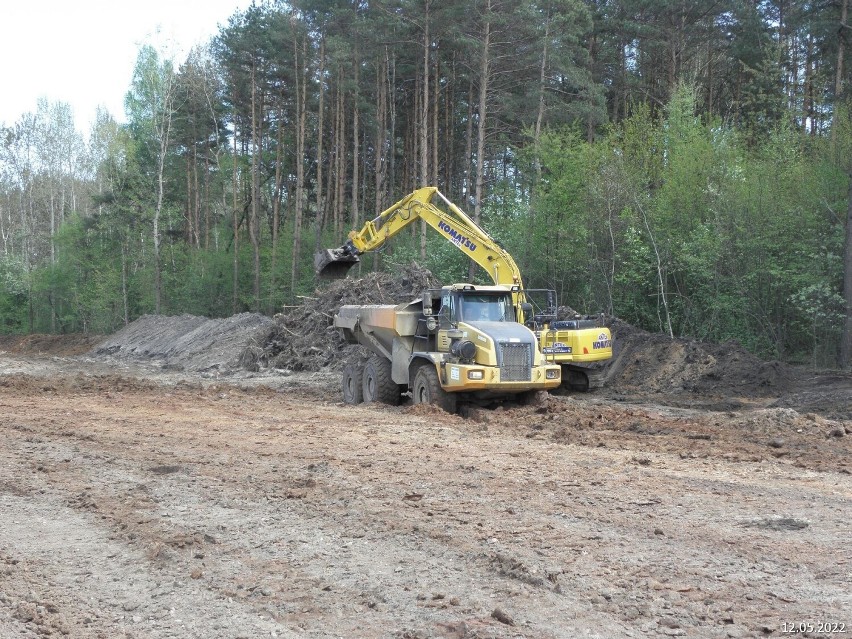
[314,37,327,249]
[250,63,261,312]
[121,242,129,326]
[389,52,397,198]
[468,0,491,282]
[50,188,56,332]
[534,10,550,182]
[464,81,474,203]
[444,54,455,195]
[271,101,285,313]
[373,49,389,272]
[152,65,176,316]
[804,34,814,133]
[833,0,849,144]
[204,153,210,250]
[352,60,360,230]
[193,145,200,247]
[232,112,239,314]
[292,37,308,299]
[840,173,852,368]
[334,74,346,238]
[837,0,848,100]
[420,2,430,261]
[432,53,439,188]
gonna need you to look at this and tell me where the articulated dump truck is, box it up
[334,284,562,413]
[318,186,612,412]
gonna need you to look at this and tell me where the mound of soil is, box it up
[84,264,436,376]
[601,319,793,398]
[92,313,275,373]
[0,334,104,356]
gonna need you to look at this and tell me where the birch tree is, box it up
[125,45,178,315]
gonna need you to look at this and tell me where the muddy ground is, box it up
[1,315,851,638]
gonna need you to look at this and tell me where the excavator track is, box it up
[560,364,607,392]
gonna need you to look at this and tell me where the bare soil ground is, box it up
[1,302,850,638]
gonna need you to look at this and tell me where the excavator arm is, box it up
[315,186,524,288]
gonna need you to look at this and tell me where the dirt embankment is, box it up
[0,334,104,357]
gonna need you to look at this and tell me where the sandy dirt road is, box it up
[0,353,850,639]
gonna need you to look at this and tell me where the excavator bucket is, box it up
[314,249,360,279]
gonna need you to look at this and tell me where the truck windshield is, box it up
[460,294,514,322]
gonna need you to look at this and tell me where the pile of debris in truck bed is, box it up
[242,262,439,372]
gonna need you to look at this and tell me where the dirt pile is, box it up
[92,313,275,373]
[84,264,436,376]
[0,334,104,356]
[245,262,439,372]
[601,318,793,398]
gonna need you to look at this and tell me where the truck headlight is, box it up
[467,370,484,380]
[546,369,560,379]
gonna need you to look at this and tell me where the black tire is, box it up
[412,364,457,413]
[362,355,401,405]
[342,361,364,404]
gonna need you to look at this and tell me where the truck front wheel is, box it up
[342,361,364,404]
[412,365,457,414]
[362,355,401,405]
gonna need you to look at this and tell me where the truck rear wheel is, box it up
[342,361,364,404]
[362,355,401,405]
[412,365,457,414]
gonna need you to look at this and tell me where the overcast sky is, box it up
[2,0,254,133]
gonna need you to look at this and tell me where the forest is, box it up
[1,0,850,368]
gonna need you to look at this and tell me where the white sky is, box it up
[1,0,254,133]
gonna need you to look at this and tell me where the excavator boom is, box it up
[315,187,523,287]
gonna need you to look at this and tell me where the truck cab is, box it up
[413,284,561,401]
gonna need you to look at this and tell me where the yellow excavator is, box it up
[316,186,612,392]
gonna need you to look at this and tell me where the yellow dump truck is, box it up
[334,284,562,412]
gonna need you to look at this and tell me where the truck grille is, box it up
[500,343,532,382]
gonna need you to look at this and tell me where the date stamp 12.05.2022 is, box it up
[780,621,846,634]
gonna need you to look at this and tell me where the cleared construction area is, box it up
[0,267,849,638]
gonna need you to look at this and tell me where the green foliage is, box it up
[0,256,29,332]
[514,126,598,307]
[375,225,471,286]
[2,1,847,370]
[514,87,848,364]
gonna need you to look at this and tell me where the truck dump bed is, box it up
[334,303,421,359]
